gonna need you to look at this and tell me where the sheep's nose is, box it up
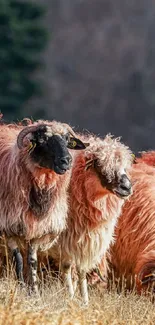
[59,155,72,166]
[114,174,132,198]
[120,174,132,192]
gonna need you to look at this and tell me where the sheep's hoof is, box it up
[65,288,74,300]
[69,293,74,300]
[18,281,27,291]
[28,285,40,297]
[81,300,89,308]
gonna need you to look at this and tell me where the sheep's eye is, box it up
[69,139,77,148]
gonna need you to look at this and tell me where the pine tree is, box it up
[0,0,48,120]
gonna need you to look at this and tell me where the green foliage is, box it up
[0,0,48,119]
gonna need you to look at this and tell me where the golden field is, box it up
[0,272,155,325]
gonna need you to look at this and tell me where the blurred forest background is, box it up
[1,0,155,152]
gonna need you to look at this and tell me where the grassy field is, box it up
[0,274,155,325]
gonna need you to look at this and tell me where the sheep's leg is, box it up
[62,262,74,299]
[7,238,24,286]
[73,277,78,293]
[78,268,89,305]
[28,243,39,295]
[71,265,78,294]
[13,248,24,284]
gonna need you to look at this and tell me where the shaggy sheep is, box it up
[109,160,155,295]
[136,151,155,167]
[43,134,133,304]
[0,119,88,291]
[86,150,155,289]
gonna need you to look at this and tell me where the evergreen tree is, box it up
[0,0,48,120]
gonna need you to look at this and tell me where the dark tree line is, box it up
[0,0,48,120]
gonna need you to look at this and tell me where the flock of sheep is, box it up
[0,114,154,305]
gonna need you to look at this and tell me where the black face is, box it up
[94,162,132,198]
[29,127,88,175]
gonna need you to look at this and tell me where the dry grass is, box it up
[0,272,155,325]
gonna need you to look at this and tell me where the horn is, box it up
[17,124,46,149]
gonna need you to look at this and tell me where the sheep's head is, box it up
[85,134,133,199]
[17,122,89,175]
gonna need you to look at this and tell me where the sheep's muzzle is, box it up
[113,174,132,199]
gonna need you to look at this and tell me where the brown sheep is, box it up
[109,160,155,295]
[136,151,155,167]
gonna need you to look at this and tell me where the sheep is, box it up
[86,150,155,289]
[136,151,155,167]
[41,134,133,305]
[108,159,155,295]
[81,150,155,292]
[0,119,88,292]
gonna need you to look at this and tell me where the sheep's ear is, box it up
[68,137,90,150]
[131,153,137,164]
